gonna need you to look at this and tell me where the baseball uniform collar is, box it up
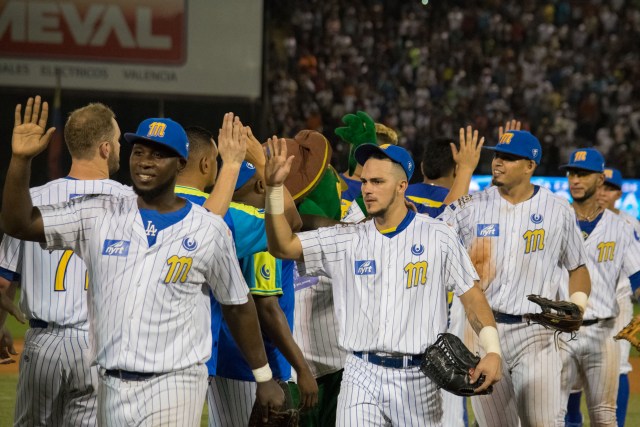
[379,209,416,238]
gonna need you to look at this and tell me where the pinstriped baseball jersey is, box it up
[616,211,640,301]
[439,186,587,314]
[296,212,478,354]
[38,194,248,372]
[571,210,640,319]
[0,178,133,330]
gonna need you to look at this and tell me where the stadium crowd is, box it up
[265,0,640,177]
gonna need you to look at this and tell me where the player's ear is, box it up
[255,178,265,195]
[199,156,209,175]
[177,158,187,172]
[596,173,605,187]
[98,140,110,160]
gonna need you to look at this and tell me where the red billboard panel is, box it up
[0,0,186,64]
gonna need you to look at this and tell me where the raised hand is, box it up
[217,113,247,168]
[245,126,266,168]
[13,96,56,159]
[263,136,294,187]
[498,119,522,140]
[453,126,484,174]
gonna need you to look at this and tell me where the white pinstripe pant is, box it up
[557,319,620,427]
[14,326,98,427]
[337,353,442,426]
[466,322,561,427]
[206,376,257,427]
[97,364,208,426]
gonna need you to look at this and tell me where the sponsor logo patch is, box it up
[102,240,130,256]
[477,224,499,237]
[355,260,376,275]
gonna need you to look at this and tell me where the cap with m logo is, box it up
[603,167,623,189]
[124,118,189,159]
[483,130,542,164]
[560,148,604,173]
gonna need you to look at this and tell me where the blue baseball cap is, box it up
[234,161,257,191]
[124,118,189,159]
[603,167,623,189]
[483,130,542,164]
[560,148,605,173]
[354,143,415,180]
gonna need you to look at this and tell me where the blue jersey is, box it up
[175,186,267,375]
[406,182,449,208]
[340,174,362,219]
[217,252,295,381]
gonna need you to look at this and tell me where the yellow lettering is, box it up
[165,255,193,283]
[499,133,514,144]
[523,229,545,254]
[404,261,428,288]
[147,121,167,138]
[54,250,89,292]
[574,151,587,162]
[597,241,615,262]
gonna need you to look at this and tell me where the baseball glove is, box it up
[420,333,493,397]
[523,294,583,333]
[247,407,299,427]
[614,314,640,352]
[248,380,299,427]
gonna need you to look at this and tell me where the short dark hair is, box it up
[185,126,215,160]
[421,137,457,180]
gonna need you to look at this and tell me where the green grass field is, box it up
[0,301,638,425]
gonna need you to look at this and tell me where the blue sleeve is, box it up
[630,270,640,293]
[223,211,236,241]
[416,204,446,218]
[0,266,20,282]
[229,208,267,259]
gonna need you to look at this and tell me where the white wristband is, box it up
[570,291,588,311]
[265,185,285,215]
[252,364,273,383]
[479,326,502,357]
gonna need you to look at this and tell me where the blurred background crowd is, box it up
[264,0,640,176]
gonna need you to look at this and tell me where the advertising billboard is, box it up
[0,0,263,98]
[471,175,640,219]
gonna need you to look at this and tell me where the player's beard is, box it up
[107,148,120,175]
[368,191,397,218]
[571,184,598,203]
[132,174,176,201]
[491,176,504,187]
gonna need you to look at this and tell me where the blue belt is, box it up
[582,317,614,326]
[353,351,422,369]
[104,369,160,381]
[493,312,524,324]
[29,319,49,329]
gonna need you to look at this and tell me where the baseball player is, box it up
[0,102,132,426]
[439,130,591,427]
[1,97,285,426]
[263,138,502,425]
[210,160,317,426]
[559,161,640,427]
[174,126,313,425]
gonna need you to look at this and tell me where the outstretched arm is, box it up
[442,126,484,205]
[254,295,318,409]
[1,96,55,242]
[204,113,246,216]
[221,295,286,420]
[459,283,502,393]
[264,137,304,262]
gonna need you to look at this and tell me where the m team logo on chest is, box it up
[354,260,376,275]
[477,224,500,237]
[102,240,130,256]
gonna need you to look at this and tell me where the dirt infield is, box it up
[1,339,639,393]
